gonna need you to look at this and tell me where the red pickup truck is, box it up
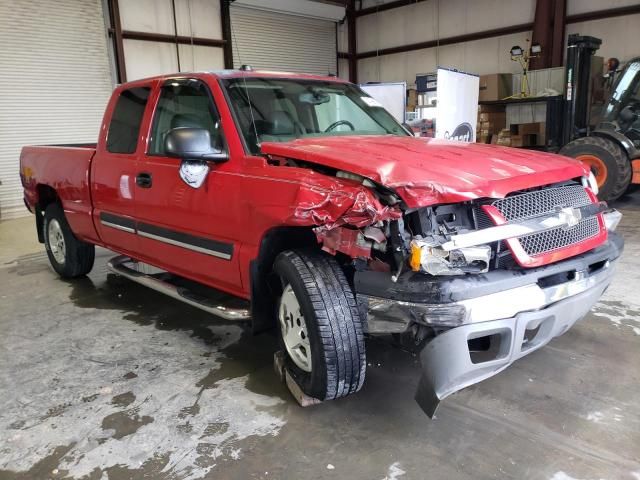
[20,70,623,416]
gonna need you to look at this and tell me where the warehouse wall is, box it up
[117,0,224,81]
[354,0,640,85]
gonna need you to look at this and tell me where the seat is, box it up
[170,113,206,129]
[259,110,298,143]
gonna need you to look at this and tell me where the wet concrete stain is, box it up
[110,391,135,408]
[0,443,75,480]
[101,410,154,440]
[40,403,70,421]
[0,253,287,478]
[67,271,289,402]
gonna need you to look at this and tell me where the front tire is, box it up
[43,203,95,278]
[560,136,631,202]
[274,249,366,401]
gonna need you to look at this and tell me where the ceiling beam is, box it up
[348,4,640,60]
[355,0,428,17]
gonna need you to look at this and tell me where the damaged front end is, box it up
[303,173,623,417]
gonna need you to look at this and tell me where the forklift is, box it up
[559,34,640,202]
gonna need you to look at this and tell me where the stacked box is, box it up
[509,122,546,146]
[496,129,512,146]
[478,74,513,102]
[407,89,418,112]
[476,111,506,144]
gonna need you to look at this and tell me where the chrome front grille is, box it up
[491,184,600,257]
[492,185,592,221]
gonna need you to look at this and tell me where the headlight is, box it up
[409,240,491,275]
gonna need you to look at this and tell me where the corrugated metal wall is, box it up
[0,0,114,219]
[230,5,337,76]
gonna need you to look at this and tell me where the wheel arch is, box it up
[249,226,318,333]
[35,184,60,243]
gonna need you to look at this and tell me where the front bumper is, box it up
[354,232,623,416]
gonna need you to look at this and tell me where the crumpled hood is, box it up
[260,135,589,207]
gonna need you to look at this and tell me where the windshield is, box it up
[222,77,408,154]
[603,60,640,124]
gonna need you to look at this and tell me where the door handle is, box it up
[136,172,152,188]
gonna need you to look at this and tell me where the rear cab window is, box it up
[106,87,151,154]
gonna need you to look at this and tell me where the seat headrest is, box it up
[268,110,295,135]
[171,113,205,129]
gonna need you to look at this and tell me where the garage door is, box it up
[230,5,337,76]
[0,0,114,219]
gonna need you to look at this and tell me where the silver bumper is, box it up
[415,260,615,417]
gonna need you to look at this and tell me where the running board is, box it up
[107,255,250,321]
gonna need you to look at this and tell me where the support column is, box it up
[347,0,357,83]
[531,0,566,70]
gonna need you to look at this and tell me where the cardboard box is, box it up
[479,74,512,102]
[510,134,523,147]
[509,122,546,146]
[407,89,418,111]
[478,112,506,123]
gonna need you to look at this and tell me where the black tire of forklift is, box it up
[560,136,632,202]
[273,249,366,401]
[43,203,95,278]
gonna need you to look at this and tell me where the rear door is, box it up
[91,85,152,255]
[133,78,242,292]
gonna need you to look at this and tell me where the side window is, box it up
[106,87,151,154]
[149,81,223,156]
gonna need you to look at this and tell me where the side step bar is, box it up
[107,255,251,321]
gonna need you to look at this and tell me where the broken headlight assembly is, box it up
[408,239,491,275]
[402,202,493,276]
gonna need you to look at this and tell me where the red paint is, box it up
[261,136,591,208]
[20,70,603,300]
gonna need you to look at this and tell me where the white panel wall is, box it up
[566,13,640,64]
[355,0,640,85]
[120,0,175,34]
[358,31,531,84]
[123,39,179,80]
[357,0,534,53]
[178,44,225,71]
[119,0,224,81]
[567,0,640,15]
[175,0,222,38]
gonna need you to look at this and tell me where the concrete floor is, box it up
[1,196,639,480]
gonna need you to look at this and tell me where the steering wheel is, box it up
[324,120,355,132]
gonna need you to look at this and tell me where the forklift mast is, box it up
[562,34,602,145]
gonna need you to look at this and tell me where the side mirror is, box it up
[164,127,228,162]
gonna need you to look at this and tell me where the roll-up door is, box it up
[230,5,336,76]
[0,0,114,219]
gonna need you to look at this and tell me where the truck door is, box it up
[91,85,152,256]
[133,78,242,293]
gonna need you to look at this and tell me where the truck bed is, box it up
[20,144,98,243]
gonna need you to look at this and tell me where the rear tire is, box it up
[274,249,366,401]
[43,203,95,278]
[560,136,631,202]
